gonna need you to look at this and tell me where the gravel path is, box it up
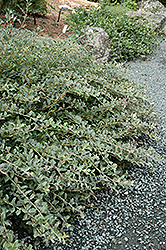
[19,38,166,250]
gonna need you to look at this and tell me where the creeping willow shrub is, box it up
[0,22,157,248]
[67,2,161,61]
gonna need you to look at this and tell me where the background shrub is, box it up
[0,0,47,14]
[0,19,158,249]
[120,0,138,10]
[159,0,166,6]
[67,2,162,62]
[84,0,166,7]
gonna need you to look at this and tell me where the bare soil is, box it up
[0,0,98,39]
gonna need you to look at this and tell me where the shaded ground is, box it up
[0,0,98,39]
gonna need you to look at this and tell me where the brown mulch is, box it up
[0,0,98,39]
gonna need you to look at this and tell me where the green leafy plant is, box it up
[0,0,47,15]
[45,0,56,19]
[51,22,59,25]
[120,0,138,11]
[67,2,162,62]
[159,0,166,7]
[0,15,159,250]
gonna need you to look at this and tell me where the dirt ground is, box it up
[0,0,98,39]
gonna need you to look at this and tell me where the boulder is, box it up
[79,27,120,63]
[126,0,166,34]
[140,0,166,14]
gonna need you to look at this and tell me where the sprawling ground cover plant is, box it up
[67,2,161,61]
[0,21,158,249]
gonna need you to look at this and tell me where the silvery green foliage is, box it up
[0,25,158,249]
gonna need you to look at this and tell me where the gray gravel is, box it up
[18,38,166,250]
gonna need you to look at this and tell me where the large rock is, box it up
[79,27,120,63]
[126,0,166,34]
[140,0,166,15]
